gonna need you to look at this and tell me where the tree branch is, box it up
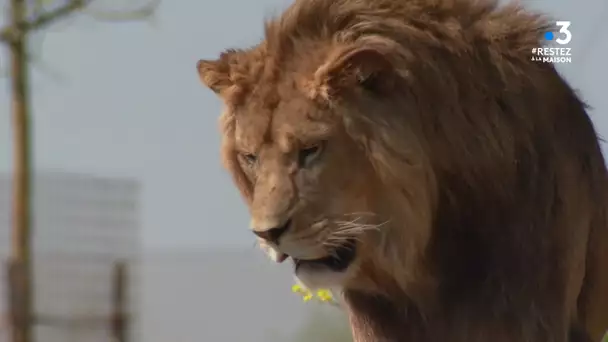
[0,0,90,44]
[84,0,160,22]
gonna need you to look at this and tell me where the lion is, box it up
[195,0,608,340]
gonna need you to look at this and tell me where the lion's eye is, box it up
[298,142,325,167]
[241,153,257,166]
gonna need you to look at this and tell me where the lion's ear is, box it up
[196,50,237,95]
[309,43,395,100]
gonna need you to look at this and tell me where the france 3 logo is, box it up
[531,21,572,64]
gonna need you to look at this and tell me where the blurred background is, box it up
[0,0,606,341]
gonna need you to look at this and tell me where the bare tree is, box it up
[0,2,158,342]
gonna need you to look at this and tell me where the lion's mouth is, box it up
[289,239,357,272]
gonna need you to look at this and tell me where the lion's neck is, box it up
[343,289,424,342]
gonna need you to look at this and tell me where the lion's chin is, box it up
[294,263,351,290]
[291,239,357,290]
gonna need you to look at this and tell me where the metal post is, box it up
[111,261,128,342]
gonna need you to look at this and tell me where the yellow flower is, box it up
[291,284,307,293]
[316,289,333,302]
[292,283,335,303]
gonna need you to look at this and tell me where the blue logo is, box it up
[543,21,572,45]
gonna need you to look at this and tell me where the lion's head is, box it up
[196,0,552,297]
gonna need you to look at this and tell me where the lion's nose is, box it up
[252,219,292,244]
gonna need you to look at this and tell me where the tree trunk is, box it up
[8,0,34,342]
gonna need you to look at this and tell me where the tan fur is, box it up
[196,0,608,341]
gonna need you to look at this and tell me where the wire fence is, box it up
[0,172,141,342]
[3,259,131,342]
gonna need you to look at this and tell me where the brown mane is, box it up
[197,0,608,341]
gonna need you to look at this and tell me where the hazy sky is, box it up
[0,0,606,249]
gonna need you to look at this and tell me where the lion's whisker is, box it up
[341,212,377,218]
[335,220,388,233]
[325,218,390,246]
